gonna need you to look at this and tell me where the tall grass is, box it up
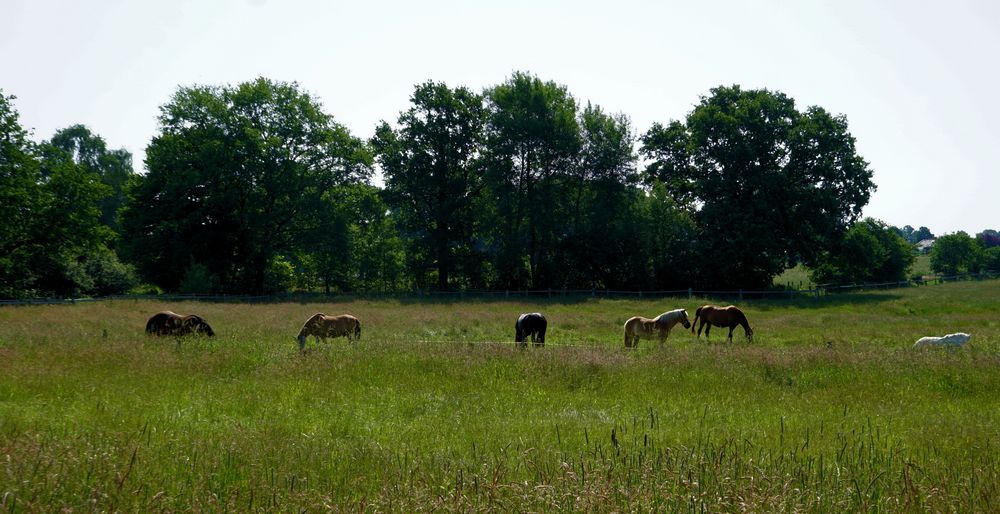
[1,280,999,511]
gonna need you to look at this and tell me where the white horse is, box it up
[912,332,971,349]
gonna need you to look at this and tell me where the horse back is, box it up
[518,313,546,333]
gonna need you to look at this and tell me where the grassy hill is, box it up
[1,280,998,511]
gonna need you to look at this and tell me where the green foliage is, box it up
[81,248,139,296]
[0,91,41,297]
[121,78,372,293]
[48,124,134,234]
[810,218,914,285]
[178,261,221,294]
[0,92,128,298]
[931,231,984,275]
[483,71,583,289]
[983,246,1000,272]
[372,81,487,290]
[641,86,875,289]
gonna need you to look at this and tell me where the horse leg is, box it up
[728,326,734,343]
[704,324,711,339]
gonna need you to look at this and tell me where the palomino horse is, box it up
[296,313,361,350]
[623,309,691,348]
[145,311,215,337]
[691,305,753,343]
[515,312,547,347]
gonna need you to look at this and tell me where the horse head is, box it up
[185,316,215,337]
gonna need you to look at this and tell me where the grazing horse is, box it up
[296,313,361,350]
[145,311,215,337]
[691,305,753,343]
[623,309,691,348]
[912,332,971,349]
[515,312,547,347]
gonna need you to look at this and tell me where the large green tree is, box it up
[0,92,44,297]
[121,78,371,293]
[0,93,127,298]
[557,103,644,288]
[483,72,582,288]
[641,85,875,288]
[372,81,487,290]
[930,232,983,276]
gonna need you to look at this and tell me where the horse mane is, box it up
[298,313,326,336]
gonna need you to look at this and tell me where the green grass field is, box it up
[2,280,999,511]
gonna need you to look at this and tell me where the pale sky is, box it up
[3,0,997,235]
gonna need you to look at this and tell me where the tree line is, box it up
[0,74,995,297]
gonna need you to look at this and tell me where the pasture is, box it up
[2,280,1000,511]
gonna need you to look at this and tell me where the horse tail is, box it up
[691,306,702,334]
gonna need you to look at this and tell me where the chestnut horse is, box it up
[515,312,547,347]
[296,313,361,350]
[623,309,691,347]
[691,305,752,342]
[145,311,215,337]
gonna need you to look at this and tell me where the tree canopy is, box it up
[641,85,876,288]
[9,75,989,298]
[0,92,134,297]
[121,78,372,293]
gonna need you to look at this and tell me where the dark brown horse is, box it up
[691,305,752,343]
[145,311,215,337]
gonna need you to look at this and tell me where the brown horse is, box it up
[623,309,691,348]
[145,311,215,337]
[297,313,361,350]
[691,305,752,342]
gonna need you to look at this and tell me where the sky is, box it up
[3,0,998,236]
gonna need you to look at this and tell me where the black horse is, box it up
[515,312,547,347]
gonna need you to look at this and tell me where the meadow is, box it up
[1,280,999,512]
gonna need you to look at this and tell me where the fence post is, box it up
[739,289,743,301]
[591,288,595,297]
[688,287,692,299]
[548,288,552,298]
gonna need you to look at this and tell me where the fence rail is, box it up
[1,272,997,307]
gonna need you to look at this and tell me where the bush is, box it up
[84,250,138,296]
[810,219,914,285]
[178,262,221,295]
